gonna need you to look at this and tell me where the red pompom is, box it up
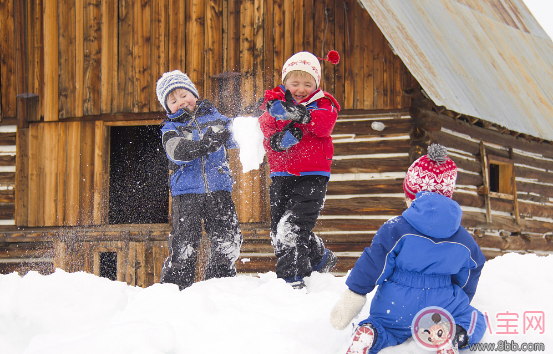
[326,50,340,65]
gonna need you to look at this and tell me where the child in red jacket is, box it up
[259,51,341,289]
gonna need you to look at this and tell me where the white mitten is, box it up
[330,288,367,330]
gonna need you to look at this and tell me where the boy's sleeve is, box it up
[345,218,404,295]
[161,123,206,163]
[219,114,238,150]
[303,97,338,137]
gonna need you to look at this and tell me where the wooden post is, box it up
[509,148,520,224]
[15,130,29,227]
[15,94,39,227]
[16,93,39,128]
[479,141,492,223]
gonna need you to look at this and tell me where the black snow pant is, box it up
[160,190,242,290]
[269,175,327,282]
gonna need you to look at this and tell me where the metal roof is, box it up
[359,0,553,140]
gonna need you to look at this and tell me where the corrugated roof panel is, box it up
[359,0,553,140]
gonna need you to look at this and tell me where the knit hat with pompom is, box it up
[156,70,199,113]
[403,144,457,200]
[281,52,322,87]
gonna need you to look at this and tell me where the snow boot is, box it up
[436,340,459,354]
[346,323,377,354]
[312,249,337,273]
[289,279,306,290]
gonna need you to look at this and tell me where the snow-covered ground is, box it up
[0,253,550,354]
[2,118,549,353]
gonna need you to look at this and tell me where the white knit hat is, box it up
[156,70,199,112]
[281,52,322,87]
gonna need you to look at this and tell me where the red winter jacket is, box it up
[259,85,340,176]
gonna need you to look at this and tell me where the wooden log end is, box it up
[476,185,489,195]
[473,228,485,238]
[403,87,424,99]
[467,116,479,125]
[520,233,532,242]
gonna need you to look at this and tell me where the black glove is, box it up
[266,90,311,124]
[206,129,231,153]
[269,126,303,152]
[198,127,215,154]
[210,128,231,145]
[199,127,231,154]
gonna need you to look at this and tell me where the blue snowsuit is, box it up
[346,191,487,353]
[160,100,242,290]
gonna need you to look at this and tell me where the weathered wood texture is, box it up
[15,121,109,227]
[3,0,416,229]
[423,110,553,241]
[0,0,414,121]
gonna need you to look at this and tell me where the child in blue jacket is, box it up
[330,144,487,354]
[155,70,242,290]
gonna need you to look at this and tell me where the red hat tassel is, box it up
[318,50,340,65]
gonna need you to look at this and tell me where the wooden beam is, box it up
[16,93,39,128]
[15,128,29,226]
[93,121,108,224]
[479,141,492,223]
[509,148,520,225]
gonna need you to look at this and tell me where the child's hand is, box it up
[266,90,311,124]
[200,128,230,154]
[269,126,303,152]
[209,129,231,148]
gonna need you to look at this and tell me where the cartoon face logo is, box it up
[412,307,456,351]
[424,314,451,346]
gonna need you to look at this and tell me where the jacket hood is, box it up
[402,191,462,238]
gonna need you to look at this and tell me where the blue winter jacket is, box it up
[161,100,238,196]
[346,191,486,301]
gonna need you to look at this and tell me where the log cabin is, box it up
[0,0,552,287]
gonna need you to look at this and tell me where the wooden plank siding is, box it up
[1,0,415,229]
[2,0,413,118]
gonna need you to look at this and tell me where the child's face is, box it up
[167,88,197,113]
[284,72,317,103]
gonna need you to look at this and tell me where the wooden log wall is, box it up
[0,124,16,225]
[409,100,553,259]
[1,0,415,229]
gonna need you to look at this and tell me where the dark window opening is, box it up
[489,162,513,195]
[109,125,169,224]
[99,252,118,281]
[489,163,500,193]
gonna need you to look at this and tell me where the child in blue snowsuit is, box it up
[155,70,242,290]
[330,144,487,354]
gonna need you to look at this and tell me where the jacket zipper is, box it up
[192,111,210,193]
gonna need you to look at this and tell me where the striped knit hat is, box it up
[156,70,199,112]
[403,144,457,200]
